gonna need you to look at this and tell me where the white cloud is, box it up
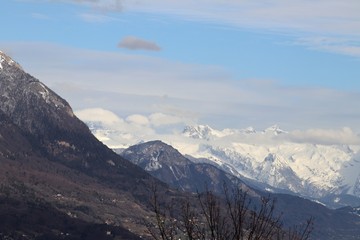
[294,37,360,57]
[74,108,360,148]
[75,108,123,125]
[65,0,123,12]
[118,36,161,51]
[66,0,360,33]
[45,0,360,57]
[79,13,119,23]
[124,1,360,58]
[124,1,360,34]
[287,127,360,145]
[126,114,150,126]
[149,113,186,127]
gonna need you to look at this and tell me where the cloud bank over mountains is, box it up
[74,107,360,147]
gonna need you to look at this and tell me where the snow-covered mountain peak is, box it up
[182,124,258,140]
[243,126,256,134]
[0,51,22,70]
[263,124,287,135]
[183,124,289,140]
[182,124,220,140]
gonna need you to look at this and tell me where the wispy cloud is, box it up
[118,36,161,51]
[31,13,50,20]
[124,1,360,58]
[294,37,360,57]
[79,12,119,23]
[75,108,123,125]
[124,1,360,34]
[66,0,360,31]
[286,127,360,145]
[43,1,360,57]
[65,0,123,12]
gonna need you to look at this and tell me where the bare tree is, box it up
[197,190,231,240]
[146,183,177,240]
[147,183,313,240]
[180,200,205,240]
[285,217,314,240]
[246,196,282,240]
[224,186,250,240]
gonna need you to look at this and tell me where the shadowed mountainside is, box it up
[0,51,168,238]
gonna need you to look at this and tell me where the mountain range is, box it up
[181,125,360,205]
[1,51,360,239]
[88,118,360,208]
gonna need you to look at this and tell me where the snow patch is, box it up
[169,166,179,180]
[265,187,274,192]
[0,55,4,70]
[107,160,116,166]
[145,152,162,171]
[38,82,50,102]
[312,199,326,206]
[0,51,21,70]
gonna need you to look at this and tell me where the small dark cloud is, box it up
[118,36,161,51]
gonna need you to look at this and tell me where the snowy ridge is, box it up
[263,124,288,135]
[189,142,357,198]
[182,124,257,140]
[182,125,228,140]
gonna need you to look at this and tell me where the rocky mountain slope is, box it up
[0,107,145,239]
[0,51,166,239]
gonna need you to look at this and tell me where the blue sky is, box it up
[1,0,360,135]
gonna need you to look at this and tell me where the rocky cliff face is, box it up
[0,51,149,179]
